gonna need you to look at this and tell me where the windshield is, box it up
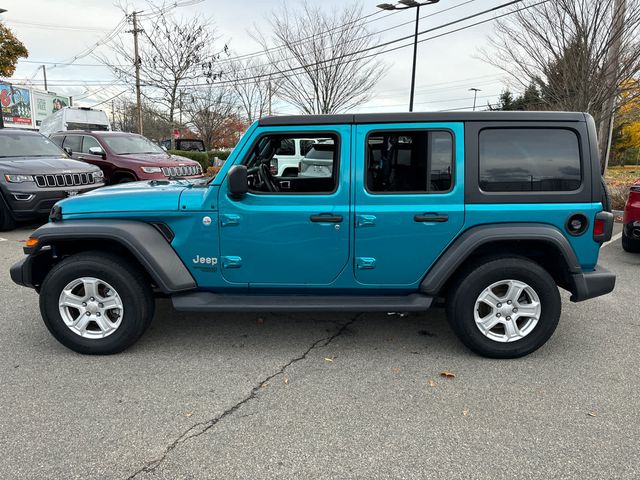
[102,134,165,155]
[0,131,66,158]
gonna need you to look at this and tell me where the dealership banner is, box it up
[33,91,70,126]
[0,83,33,127]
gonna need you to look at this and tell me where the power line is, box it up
[174,0,533,89]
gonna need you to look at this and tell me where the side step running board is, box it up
[171,292,433,312]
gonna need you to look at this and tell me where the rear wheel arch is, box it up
[421,224,580,297]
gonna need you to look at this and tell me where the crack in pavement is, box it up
[125,313,363,479]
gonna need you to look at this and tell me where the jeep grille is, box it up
[34,173,96,188]
[161,165,201,177]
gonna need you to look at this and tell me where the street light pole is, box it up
[377,1,439,112]
[469,88,481,111]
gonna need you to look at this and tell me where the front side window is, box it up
[479,128,581,192]
[366,130,453,193]
[242,133,339,194]
[82,136,101,153]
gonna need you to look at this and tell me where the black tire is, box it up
[622,230,640,253]
[446,257,561,359]
[39,252,154,354]
[0,196,17,231]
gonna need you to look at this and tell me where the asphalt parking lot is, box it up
[0,223,638,480]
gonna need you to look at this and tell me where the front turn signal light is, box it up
[25,237,39,248]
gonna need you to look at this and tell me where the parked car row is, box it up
[0,128,204,230]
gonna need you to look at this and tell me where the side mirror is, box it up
[88,146,106,159]
[227,165,248,199]
[63,146,73,156]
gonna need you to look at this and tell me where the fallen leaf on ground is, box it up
[391,368,401,374]
[426,379,436,387]
[587,412,597,417]
[261,382,269,388]
[283,376,289,385]
[440,371,456,379]
[324,357,334,362]
[463,409,469,416]
[184,412,193,417]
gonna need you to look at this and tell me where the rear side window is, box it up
[62,135,82,153]
[50,135,64,147]
[366,130,453,193]
[479,129,581,192]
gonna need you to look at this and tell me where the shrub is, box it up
[207,150,231,161]
[168,150,210,170]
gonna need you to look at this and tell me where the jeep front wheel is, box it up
[446,257,561,358]
[39,252,154,354]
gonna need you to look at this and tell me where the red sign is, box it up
[173,129,180,139]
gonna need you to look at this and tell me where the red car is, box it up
[50,131,203,184]
[623,178,640,252]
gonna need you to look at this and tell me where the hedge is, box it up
[168,149,231,170]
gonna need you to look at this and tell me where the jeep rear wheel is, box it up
[446,257,561,358]
[39,252,154,354]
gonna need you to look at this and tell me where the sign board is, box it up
[0,83,33,127]
[32,91,70,126]
[173,128,180,139]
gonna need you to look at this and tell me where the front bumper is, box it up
[10,257,31,288]
[1,182,104,220]
[570,265,616,302]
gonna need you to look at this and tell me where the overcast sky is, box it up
[1,0,515,115]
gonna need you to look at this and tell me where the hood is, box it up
[114,152,200,166]
[0,156,100,175]
[57,179,193,216]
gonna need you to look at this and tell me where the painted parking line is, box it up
[603,232,623,247]
[0,237,8,242]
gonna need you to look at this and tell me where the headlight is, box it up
[92,170,104,181]
[4,174,34,183]
[140,166,162,174]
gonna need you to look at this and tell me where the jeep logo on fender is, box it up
[192,255,218,265]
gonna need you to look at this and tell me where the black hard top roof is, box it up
[259,111,587,126]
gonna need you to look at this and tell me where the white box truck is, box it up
[39,106,111,137]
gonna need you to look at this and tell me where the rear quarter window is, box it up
[479,128,581,192]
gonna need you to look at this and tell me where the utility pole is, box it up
[469,88,481,111]
[267,77,272,116]
[41,65,48,91]
[111,100,116,127]
[130,11,144,135]
[598,0,626,173]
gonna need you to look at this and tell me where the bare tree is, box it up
[98,3,222,128]
[186,86,238,149]
[255,1,384,114]
[482,0,640,164]
[228,58,274,122]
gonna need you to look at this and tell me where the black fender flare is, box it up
[420,223,582,295]
[21,219,196,293]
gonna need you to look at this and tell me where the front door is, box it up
[354,122,465,286]
[218,126,351,286]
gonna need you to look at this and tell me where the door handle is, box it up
[414,213,449,223]
[310,214,343,223]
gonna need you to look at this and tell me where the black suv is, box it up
[0,129,104,230]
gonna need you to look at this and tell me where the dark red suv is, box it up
[623,178,640,252]
[50,131,203,184]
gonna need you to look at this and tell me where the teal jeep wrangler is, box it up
[11,112,615,358]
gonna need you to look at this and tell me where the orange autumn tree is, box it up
[613,79,640,163]
[0,22,28,77]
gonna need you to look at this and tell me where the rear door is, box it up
[354,122,465,286]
